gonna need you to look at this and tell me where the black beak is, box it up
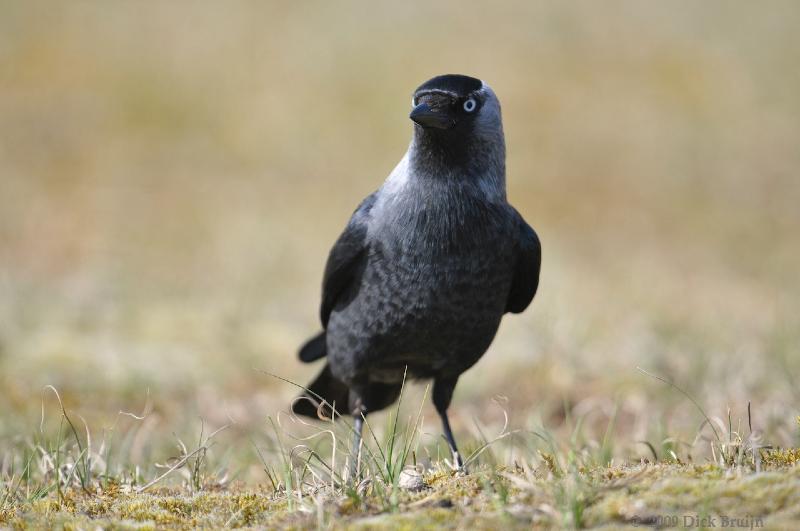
[409,103,454,130]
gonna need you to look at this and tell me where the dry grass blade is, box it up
[135,423,230,493]
[636,367,721,442]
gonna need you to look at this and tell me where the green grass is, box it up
[2,381,799,528]
[8,464,800,529]
[2,425,800,529]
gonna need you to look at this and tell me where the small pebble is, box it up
[398,469,426,491]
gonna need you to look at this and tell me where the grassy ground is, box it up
[2,1,800,528]
[3,407,800,528]
[6,462,800,529]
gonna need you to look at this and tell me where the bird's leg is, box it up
[433,378,465,471]
[439,408,463,469]
[351,414,364,480]
[348,390,367,482]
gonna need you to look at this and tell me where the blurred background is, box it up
[1,1,799,481]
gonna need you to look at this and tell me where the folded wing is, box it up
[505,208,541,314]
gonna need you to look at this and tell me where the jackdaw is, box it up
[292,74,541,469]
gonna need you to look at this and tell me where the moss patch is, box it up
[3,460,800,529]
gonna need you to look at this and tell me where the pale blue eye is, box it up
[463,98,477,112]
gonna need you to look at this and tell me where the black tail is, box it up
[292,364,350,419]
[298,332,327,363]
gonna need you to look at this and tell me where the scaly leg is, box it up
[349,390,367,481]
[433,377,465,470]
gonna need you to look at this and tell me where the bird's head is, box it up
[411,74,502,135]
[408,74,504,174]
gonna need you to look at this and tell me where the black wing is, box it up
[319,193,376,327]
[505,208,541,314]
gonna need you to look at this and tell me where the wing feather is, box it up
[505,208,541,314]
[319,193,376,327]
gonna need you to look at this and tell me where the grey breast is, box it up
[326,183,516,384]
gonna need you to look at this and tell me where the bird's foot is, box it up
[450,451,469,475]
